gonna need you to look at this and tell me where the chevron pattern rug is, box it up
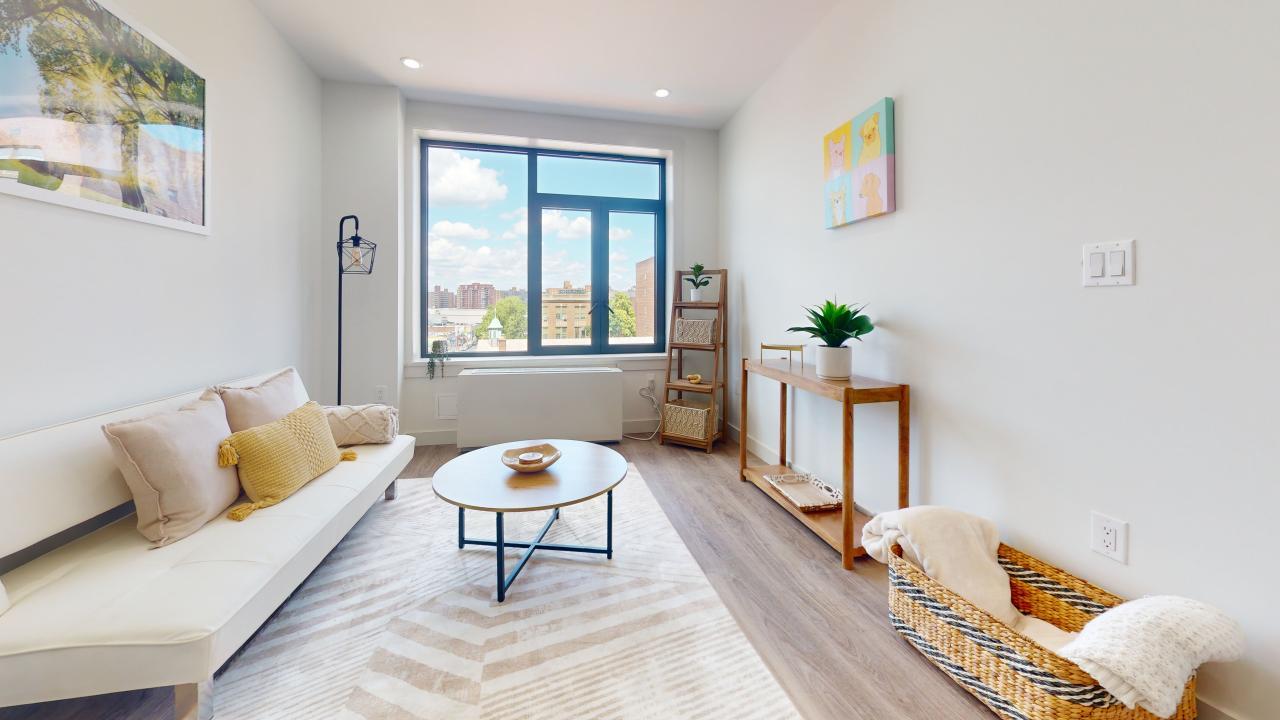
[212,464,801,720]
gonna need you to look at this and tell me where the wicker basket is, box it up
[662,398,716,441]
[673,318,715,345]
[888,544,1196,720]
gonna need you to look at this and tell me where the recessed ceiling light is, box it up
[654,88,670,98]
[401,57,422,70]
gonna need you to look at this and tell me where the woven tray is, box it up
[762,472,843,512]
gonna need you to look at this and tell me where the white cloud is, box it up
[427,148,508,206]
[427,234,526,289]
[431,220,490,240]
[500,206,528,240]
[542,209,591,240]
[609,228,633,241]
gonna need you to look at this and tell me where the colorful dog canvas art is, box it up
[823,97,895,228]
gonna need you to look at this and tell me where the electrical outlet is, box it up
[1090,511,1128,564]
[374,385,387,403]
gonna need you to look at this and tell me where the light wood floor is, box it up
[2,438,991,720]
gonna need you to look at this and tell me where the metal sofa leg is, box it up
[385,479,398,501]
[175,678,214,720]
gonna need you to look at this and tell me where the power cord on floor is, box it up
[623,380,663,441]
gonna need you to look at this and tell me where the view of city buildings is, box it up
[425,256,653,352]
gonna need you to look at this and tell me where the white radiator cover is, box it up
[456,367,623,448]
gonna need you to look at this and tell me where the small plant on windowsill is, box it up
[426,340,449,380]
[685,263,711,302]
[787,300,874,379]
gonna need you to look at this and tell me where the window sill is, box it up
[403,352,668,378]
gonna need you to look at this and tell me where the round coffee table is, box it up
[432,440,628,602]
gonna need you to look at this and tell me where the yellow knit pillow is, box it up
[217,401,356,520]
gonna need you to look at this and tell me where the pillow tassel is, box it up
[340,450,358,461]
[218,440,239,467]
[226,500,266,521]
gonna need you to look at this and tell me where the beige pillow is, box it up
[102,391,241,545]
[216,368,302,432]
[323,404,398,446]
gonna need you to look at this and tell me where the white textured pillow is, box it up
[323,404,398,446]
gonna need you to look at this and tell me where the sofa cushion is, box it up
[0,580,7,616]
[216,368,303,433]
[324,404,399,446]
[0,435,414,705]
[102,391,241,545]
[220,402,350,521]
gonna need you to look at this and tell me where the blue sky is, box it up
[426,147,657,295]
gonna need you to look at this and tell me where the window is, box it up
[421,140,666,357]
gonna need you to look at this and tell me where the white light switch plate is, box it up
[1082,239,1134,286]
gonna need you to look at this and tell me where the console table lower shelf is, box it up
[741,465,871,560]
[739,358,909,569]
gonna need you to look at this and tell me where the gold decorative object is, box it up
[759,342,804,367]
[500,443,562,473]
[686,373,702,384]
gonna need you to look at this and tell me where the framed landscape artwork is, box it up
[824,97,894,229]
[0,0,207,233]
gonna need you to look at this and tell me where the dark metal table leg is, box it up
[607,490,614,560]
[496,512,505,602]
[458,507,465,549]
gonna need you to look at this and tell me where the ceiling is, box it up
[252,0,837,128]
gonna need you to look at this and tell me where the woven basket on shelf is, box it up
[888,543,1196,720]
[673,318,715,345]
[662,398,715,441]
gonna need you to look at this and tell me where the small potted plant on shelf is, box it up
[685,263,711,302]
[787,300,874,379]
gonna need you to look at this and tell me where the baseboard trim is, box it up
[1197,698,1239,720]
[408,429,455,446]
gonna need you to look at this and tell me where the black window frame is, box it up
[420,139,667,358]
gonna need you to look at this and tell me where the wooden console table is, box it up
[739,358,909,569]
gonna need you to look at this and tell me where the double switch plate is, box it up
[1082,239,1134,286]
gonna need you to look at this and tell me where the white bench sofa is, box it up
[0,369,413,719]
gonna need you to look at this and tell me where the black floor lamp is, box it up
[337,214,376,405]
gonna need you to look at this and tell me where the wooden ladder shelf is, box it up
[659,268,728,452]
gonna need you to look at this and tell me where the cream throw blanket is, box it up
[863,506,1075,650]
[1059,596,1244,718]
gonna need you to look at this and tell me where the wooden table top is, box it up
[744,358,905,404]
[432,439,628,513]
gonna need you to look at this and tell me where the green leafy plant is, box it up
[426,339,449,380]
[684,263,711,289]
[787,300,874,347]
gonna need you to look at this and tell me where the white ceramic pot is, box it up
[689,286,704,302]
[815,345,851,380]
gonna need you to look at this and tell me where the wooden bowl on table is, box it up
[500,443,562,473]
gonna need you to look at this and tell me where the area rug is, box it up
[213,464,801,720]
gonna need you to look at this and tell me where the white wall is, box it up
[718,2,1279,718]
[0,0,321,438]
[319,82,405,408]
[398,101,720,443]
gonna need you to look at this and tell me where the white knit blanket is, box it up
[1059,595,1244,718]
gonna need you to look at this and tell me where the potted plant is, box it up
[426,339,449,380]
[685,263,711,302]
[787,300,874,379]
